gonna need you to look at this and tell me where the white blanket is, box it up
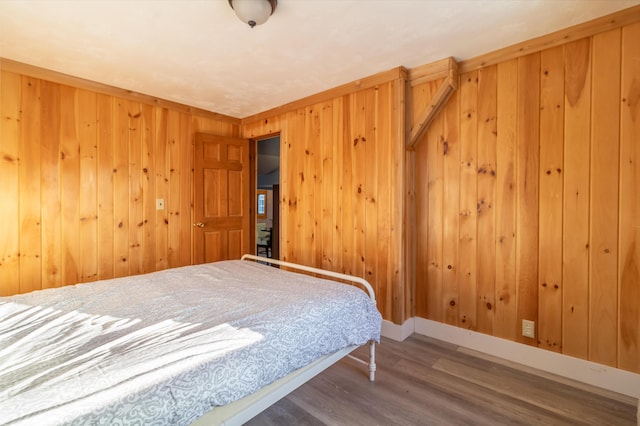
[0,260,381,425]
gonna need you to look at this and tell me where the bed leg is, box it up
[369,340,376,381]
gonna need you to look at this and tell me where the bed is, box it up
[0,255,381,425]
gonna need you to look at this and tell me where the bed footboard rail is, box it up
[241,254,378,381]
[240,254,376,303]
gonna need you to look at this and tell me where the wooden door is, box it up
[194,133,250,264]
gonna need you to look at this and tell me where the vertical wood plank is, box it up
[589,29,621,367]
[427,113,445,323]
[303,105,318,267]
[167,109,181,268]
[352,91,366,278]
[141,104,156,273]
[19,76,42,293]
[97,94,114,280]
[283,110,301,264]
[538,46,565,352]
[562,38,592,360]
[39,80,61,289]
[459,71,478,330]
[341,97,354,275]
[321,100,334,271]
[0,71,21,296]
[394,77,407,323]
[113,99,130,278]
[60,85,80,286]
[364,88,378,295]
[476,65,498,335]
[312,104,323,269]
[414,120,429,319]
[78,89,98,283]
[278,115,290,262]
[376,83,392,319]
[331,97,344,275]
[617,22,640,373]
[495,59,519,340]
[127,100,143,275]
[179,112,192,265]
[516,53,540,345]
[442,89,460,326]
[155,108,169,270]
[293,109,305,264]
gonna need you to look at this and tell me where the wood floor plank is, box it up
[248,334,638,425]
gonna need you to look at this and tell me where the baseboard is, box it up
[381,318,414,342]
[413,317,640,400]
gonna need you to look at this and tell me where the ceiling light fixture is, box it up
[228,0,277,28]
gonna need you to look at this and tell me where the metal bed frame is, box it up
[192,254,378,425]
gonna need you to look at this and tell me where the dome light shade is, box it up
[228,0,277,28]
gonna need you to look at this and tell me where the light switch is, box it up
[156,199,165,210]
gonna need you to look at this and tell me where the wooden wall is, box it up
[241,70,409,324]
[414,22,640,373]
[0,65,240,296]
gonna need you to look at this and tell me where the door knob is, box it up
[195,222,205,228]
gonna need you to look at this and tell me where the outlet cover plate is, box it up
[522,319,535,338]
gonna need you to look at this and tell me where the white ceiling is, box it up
[0,0,637,118]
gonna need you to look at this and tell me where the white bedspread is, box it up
[0,260,381,425]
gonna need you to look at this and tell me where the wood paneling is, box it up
[494,59,518,341]
[243,79,406,323]
[0,69,239,295]
[415,22,640,373]
[618,22,640,374]
[538,46,564,352]
[459,71,479,331]
[562,38,591,360]
[0,72,21,296]
[589,29,621,367]
[476,65,497,336]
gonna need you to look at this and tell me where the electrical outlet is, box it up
[156,199,165,210]
[522,319,535,338]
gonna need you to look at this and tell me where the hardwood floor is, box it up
[247,334,638,425]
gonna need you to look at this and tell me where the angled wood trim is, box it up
[241,67,408,125]
[0,58,240,123]
[459,4,640,73]
[409,57,457,87]
[407,59,458,149]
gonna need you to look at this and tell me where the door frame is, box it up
[252,133,281,258]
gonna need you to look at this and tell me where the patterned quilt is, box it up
[0,260,381,425]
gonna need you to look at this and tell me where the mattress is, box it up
[0,260,382,425]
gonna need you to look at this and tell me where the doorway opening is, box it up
[256,135,280,259]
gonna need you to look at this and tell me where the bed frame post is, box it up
[369,340,376,381]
